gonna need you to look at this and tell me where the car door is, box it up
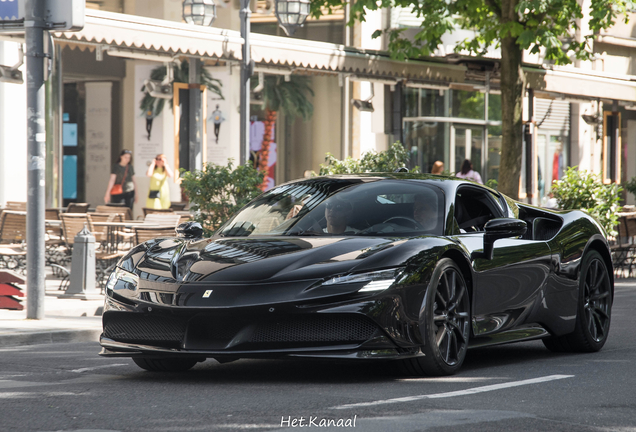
[453,185,553,337]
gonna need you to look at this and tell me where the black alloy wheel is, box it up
[401,258,471,376]
[133,357,201,372]
[543,250,612,353]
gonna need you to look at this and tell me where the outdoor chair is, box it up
[0,211,27,273]
[59,213,125,291]
[170,202,188,211]
[5,201,26,211]
[65,202,90,213]
[612,214,636,278]
[142,207,174,217]
[143,213,182,227]
[133,225,177,246]
[95,205,133,221]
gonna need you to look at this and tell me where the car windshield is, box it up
[218,178,445,237]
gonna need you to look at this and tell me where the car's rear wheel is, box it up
[543,250,612,353]
[401,258,470,376]
[133,357,201,372]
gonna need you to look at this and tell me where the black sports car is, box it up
[100,174,613,375]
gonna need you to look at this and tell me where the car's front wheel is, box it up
[401,258,470,376]
[543,250,612,353]
[133,357,201,372]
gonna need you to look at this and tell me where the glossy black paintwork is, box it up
[100,174,614,360]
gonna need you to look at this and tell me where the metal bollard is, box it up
[66,224,98,298]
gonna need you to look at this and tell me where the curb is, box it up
[0,329,102,347]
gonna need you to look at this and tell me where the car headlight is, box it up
[105,267,139,295]
[322,268,403,292]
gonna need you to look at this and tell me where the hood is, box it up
[133,235,446,284]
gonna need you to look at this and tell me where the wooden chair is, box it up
[170,202,188,211]
[611,214,636,278]
[133,226,176,245]
[86,213,117,243]
[60,213,126,289]
[142,207,174,217]
[5,201,26,211]
[144,213,182,227]
[60,213,94,249]
[0,211,27,273]
[95,205,132,221]
[65,202,90,213]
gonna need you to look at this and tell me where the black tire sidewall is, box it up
[576,250,612,350]
[419,258,470,375]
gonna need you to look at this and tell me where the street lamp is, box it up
[182,0,217,26]
[275,0,310,36]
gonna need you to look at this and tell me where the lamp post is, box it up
[239,0,252,166]
[183,0,217,171]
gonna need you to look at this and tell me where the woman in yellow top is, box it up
[145,154,173,209]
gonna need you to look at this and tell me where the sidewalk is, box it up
[0,272,103,347]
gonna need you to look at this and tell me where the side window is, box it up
[454,187,505,232]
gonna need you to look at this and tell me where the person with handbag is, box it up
[104,149,137,209]
[145,154,173,209]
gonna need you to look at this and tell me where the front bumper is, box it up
[99,292,420,360]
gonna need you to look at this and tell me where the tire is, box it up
[543,250,612,353]
[400,258,470,376]
[133,357,200,372]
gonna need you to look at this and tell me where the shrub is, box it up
[550,167,622,236]
[319,142,419,175]
[179,160,264,236]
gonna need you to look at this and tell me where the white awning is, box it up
[2,9,628,101]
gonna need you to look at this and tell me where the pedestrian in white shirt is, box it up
[455,159,483,184]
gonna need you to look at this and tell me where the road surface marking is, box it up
[70,364,128,373]
[332,375,574,409]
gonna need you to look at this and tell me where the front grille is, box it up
[103,312,187,344]
[250,315,378,343]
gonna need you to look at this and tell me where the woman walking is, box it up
[145,154,173,209]
[104,149,137,209]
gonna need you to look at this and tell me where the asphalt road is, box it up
[1,282,635,432]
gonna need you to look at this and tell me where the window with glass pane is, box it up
[451,90,484,120]
[487,125,502,183]
[404,121,447,173]
[403,88,420,117]
[488,94,502,121]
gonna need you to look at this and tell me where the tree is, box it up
[140,61,223,117]
[179,160,264,235]
[319,141,418,174]
[309,0,632,198]
[253,75,314,190]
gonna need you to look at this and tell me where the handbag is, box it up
[110,165,128,196]
[148,190,161,199]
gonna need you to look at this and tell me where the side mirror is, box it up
[176,221,204,239]
[471,218,527,260]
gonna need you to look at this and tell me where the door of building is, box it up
[451,125,484,176]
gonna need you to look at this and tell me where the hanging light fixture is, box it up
[275,0,310,36]
[182,0,217,26]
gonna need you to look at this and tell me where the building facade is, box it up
[1,0,636,216]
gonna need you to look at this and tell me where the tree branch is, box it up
[483,0,502,19]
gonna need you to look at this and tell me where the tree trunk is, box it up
[498,0,526,199]
[259,109,277,191]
